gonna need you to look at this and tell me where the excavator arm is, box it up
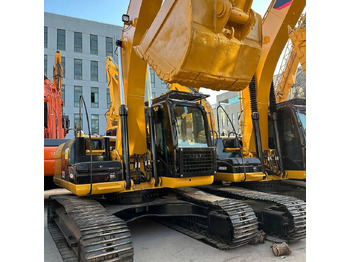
[241,0,305,156]
[275,14,306,103]
[105,56,121,135]
[53,51,63,97]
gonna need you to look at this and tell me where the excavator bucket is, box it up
[134,0,262,91]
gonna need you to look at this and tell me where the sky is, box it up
[44,0,272,104]
[44,0,271,27]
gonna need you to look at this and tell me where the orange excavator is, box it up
[44,51,70,189]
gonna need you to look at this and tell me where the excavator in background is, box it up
[231,0,306,199]
[47,1,305,261]
[275,13,306,103]
[196,0,307,200]
[154,1,307,201]
[135,0,306,239]
[44,51,70,189]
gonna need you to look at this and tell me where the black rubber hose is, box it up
[269,81,285,177]
[249,76,258,113]
[79,95,93,195]
[269,81,277,113]
[248,76,265,172]
[119,104,131,189]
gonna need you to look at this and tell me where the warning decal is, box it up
[273,0,292,10]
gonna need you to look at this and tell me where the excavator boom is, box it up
[242,0,305,157]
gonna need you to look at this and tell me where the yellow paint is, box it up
[242,0,306,154]
[53,175,214,196]
[215,172,265,182]
[53,178,126,196]
[134,0,262,91]
[85,149,105,155]
[285,170,306,180]
[161,176,214,188]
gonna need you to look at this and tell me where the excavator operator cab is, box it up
[150,91,216,179]
[268,99,306,171]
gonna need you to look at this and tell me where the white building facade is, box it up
[44,12,169,139]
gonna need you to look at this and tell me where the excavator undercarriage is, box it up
[48,187,261,261]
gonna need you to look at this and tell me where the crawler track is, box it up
[48,195,134,262]
[47,189,260,262]
[237,180,306,201]
[161,188,259,249]
[200,185,306,242]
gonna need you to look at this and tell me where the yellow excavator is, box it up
[274,14,306,103]
[48,1,305,261]
[133,0,306,238]
[194,0,306,200]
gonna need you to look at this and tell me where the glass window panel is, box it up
[57,29,65,51]
[91,114,99,135]
[91,87,99,108]
[74,32,82,53]
[44,26,48,48]
[90,34,98,55]
[44,54,47,75]
[74,113,83,130]
[106,37,113,57]
[91,61,98,81]
[74,86,82,107]
[74,59,82,80]
[174,106,208,147]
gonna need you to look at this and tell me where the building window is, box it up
[74,86,82,107]
[232,113,235,125]
[152,92,156,97]
[74,32,82,53]
[91,87,99,108]
[91,61,98,81]
[44,54,47,75]
[221,113,226,127]
[106,88,111,107]
[57,29,66,51]
[106,37,113,57]
[91,114,99,135]
[44,26,48,48]
[74,113,83,130]
[74,59,82,80]
[61,57,65,78]
[150,69,155,83]
[90,34,98,55]
[62,85,65,106]
[161,80,167,89]
[150,68,155,89]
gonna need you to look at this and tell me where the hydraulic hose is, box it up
[248,76,265,173]
[269,81,285,177]
[116,41,131,189]
[78,95,93,195]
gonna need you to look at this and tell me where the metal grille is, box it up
[179,148,216,177]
